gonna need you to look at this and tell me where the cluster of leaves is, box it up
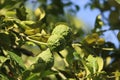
[0,0,120,80]
[86,0,120,79]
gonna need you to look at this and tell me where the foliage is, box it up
[0,0,120,80]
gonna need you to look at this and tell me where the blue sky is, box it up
[72,0,100,28]
[72,0,119,48]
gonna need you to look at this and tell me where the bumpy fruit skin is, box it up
[52,24,72,40]
[47,34,66,51]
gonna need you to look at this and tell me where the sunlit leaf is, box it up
[41,29,47,35]
[41,70,58,77]
[0,56,8,66]
[26,8,35,20]
[96,57,104,72]
[24,29,36,35]
[26,73,40,80]
[21,41,41,56]
[106,56,111,66]
[34,8,45,20]
[22,21,35,25]
[73,52,80,60]
[8,51,26,69]
[15,21,31,30]
[112,70,120,80]
[72,43,85,58]
[32,48,54,73]
[86,55,98,74]
[36,48,54,69]
[0,74,9,80]
[102,48,114,51]
[115,0,120,4]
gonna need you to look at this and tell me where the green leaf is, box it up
[21,41,41,56]
[72,44,85,58]
[41,70,58,77]
[114,70,120,80]
[32,48,54,73]
[0,56,8,67]
[16,4,27,20]
[86,55,98,74]
[34,8,45,20]
[36,48,54,69]
[26,73,40,80]
[73,52,80,60]
[0,33,11,48]
[84,33,99,45]
[21,21,35,25]
[15,20,31,30]
[93,15,103,32]
[96,57,104,72]
[115,0,120,4]
[0,74,9,80]
[8,51,26,69]
[22,70,31,80]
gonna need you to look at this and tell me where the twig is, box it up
[26,37,47,46]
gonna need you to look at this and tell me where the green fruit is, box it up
[47,34,66,51]
[97,38,105,45]
[52,24,71,39]
[77,72,84,78]
[34,8,45,20]
[84,35,96,45]
[84,33,99,45]
[92,33,99,39]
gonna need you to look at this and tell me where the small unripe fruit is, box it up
[76,72,84,78]
[52,24,72,40]
[34,8,41,17]
[97,38,105,45]
[34,8,45,20]
[47,34,66,51]
[84,35,96,45]
[84,33,99,45]
[92,33,99,39]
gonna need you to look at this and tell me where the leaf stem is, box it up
[26,37,48,46]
